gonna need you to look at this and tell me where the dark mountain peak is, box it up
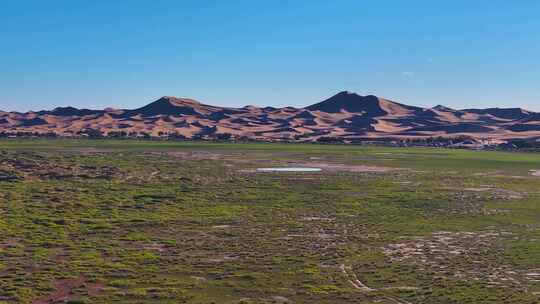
[335,90,358,96]
[34,106,103,117]
[306,91,386,116]
[54,106,78,112]
[334,90,376,98]
[126,96,201,117]
[49,106,103,116]
[432,105,455,112]
[155,96,201,106]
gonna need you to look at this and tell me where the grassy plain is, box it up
[0,139,539,303]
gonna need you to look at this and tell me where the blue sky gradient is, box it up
[1,0,539,111]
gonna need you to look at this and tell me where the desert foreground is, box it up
[0,139,539,303]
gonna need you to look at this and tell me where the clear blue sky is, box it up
[1,0,539,112]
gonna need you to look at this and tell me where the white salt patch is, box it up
[530,170,540,177]
[257,167,322,172]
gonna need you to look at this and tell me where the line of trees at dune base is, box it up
[1,129,539,150]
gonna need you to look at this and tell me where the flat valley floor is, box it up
[0,140,539,304]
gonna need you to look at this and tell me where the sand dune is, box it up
[1,91,539,143]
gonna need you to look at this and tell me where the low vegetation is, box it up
[0,139,539,303]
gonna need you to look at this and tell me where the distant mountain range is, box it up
[1,91,539,143]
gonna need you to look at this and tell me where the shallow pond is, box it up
[256,167,322,172]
